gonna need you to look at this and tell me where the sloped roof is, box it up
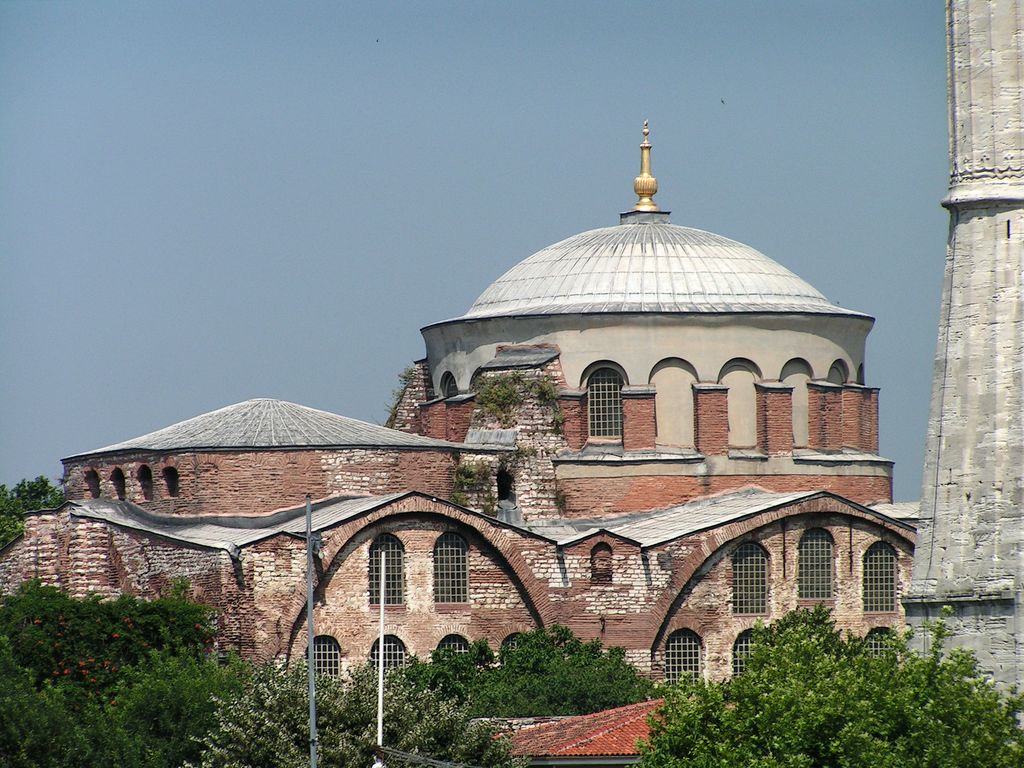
[63,494,410,556]
[454,219,866,321]
[524,488,914,547]
[509,699,662,760]
[65,399,461,459]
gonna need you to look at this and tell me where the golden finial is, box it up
[632,120,660,212]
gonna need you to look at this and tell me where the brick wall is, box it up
[622,389,657,451]
[64,446,461,517]
[756,384,795,455]
[693,385,729,455]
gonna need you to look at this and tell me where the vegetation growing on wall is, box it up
[450,459,494,513]
[474,371,562,430]
[383,365,419,429]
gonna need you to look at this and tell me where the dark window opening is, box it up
[587,367,624,438]
[137,465,153,501]
[110,468,126,501]
[433,532,468,603]
[310,635,342,676]
[85,469,100,499]
[440,372,458,399]
[590,542,613,583]
[732,629,754,676]
[162,467,179,497]
[665,629,702,683]
[496,469,514,502]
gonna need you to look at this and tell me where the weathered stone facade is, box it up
[906,0,1024,690]
[1,490,913,679]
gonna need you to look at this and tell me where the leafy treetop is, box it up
[0,475,64,547]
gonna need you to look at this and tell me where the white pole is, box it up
[305,495,318,768]
[377,548,386,748]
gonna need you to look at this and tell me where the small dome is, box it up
[461,218,862,319]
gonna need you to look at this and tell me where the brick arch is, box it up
[646,494,914,653]
[272,494,553,661]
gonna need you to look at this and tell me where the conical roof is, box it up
[459,218,863,320]
[65,399,459,459]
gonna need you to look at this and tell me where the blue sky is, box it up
[0,2,947,500]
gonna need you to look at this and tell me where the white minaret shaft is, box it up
[906,0,1024,690]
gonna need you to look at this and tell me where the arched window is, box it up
[590,543,613,583]
[863,542,897,612]
[436,634,470,654]
[587,367,624,438]
[665,629,702,683]
[732,542,768,614]
[137,465,153,501]
[828,359,849,385]
[370,635,407,669]
[719,359,761,448]
[798,529,834,600]
[439,372,458,398]
[162,466,179,497]
[110,468,126,501]
[732,629,754,676]
[501,633,522,652]
[433,532,468,603]
[865,627,892,658]
[84,469,100,499]
[310,635,341,677]
[369,534,405,605]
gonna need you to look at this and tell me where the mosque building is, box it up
[0,125,916,682]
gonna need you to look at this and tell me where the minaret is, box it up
[905,0,1024,689]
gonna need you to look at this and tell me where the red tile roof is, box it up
[509,699,663,758]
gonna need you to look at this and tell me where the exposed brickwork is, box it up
[389,359,433,433]
[622,390,656,451]
[693,385,729,455]
[807,383,844,451]
[64,447,461,517]
[756,384,795,456]
[556,474,893,518]
[418,400,448,441]
[445,397,476,443]
[557,393,587,450]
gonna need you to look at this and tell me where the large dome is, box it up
[461,217,863,320]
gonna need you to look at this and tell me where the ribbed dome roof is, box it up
[460,218,862,319]
[65,399,459,459]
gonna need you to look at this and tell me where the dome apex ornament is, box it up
[632,120,660,212]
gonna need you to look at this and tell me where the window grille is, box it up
[732,542,768,614]
[370,635,407,669]
[590,543,613,583]
[865,627,891,657]
[369,534,405,605]
[501,633,522,652]
[436,634,470,654]
[732,630,753,676]
[664,629,702,683]
[433,532,468,603]
[798,529,834,600]
[587,368,623,438]
[311,635,341,677]
[863,542,897,612]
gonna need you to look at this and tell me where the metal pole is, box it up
[377,548,386,747]
[305,495,318,768]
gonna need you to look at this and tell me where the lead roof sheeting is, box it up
[479,347,561,369]
[66,399,462,458]
[68,494,407,552]
[457,222,866,321]
[464,428,519,447]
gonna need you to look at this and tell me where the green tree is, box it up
[639,606,1024,768]
[0,475,63,547]
[404,625,655,717]
[192,662,522,768]
[0,580,216,697]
